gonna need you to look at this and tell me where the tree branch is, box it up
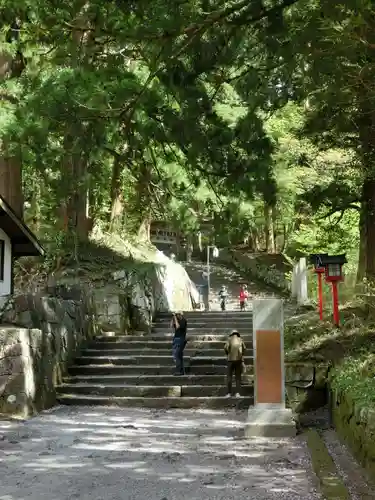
[319,202,361,219]
[227,0,301,27]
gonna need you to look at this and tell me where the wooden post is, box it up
[332,281,340,326]
[318,272,323,320]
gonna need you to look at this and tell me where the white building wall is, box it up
[0,228,12,297]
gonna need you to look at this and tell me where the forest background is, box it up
[0,0,371,300]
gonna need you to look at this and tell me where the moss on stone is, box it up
[332,385,375,482]
[306,429,350,499]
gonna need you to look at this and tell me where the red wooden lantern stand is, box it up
[316,268,325,321]
[321,254,347,327]
[310,254,328,321]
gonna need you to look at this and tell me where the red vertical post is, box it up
[332,281,340,326]
[317,272,323,320]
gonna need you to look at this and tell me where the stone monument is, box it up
[245,298,296,438]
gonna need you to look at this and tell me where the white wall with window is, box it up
[0,228,12,297]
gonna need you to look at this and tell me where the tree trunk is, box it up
[61,130,91,242]
[358,95,375,283]
[0,24,26,219]
[356,204,366,284]
[109,156,124,231]
[271,205,277,252]
[251,229,260,251]
[359,175,375,316]
[60,11,95,243]
[281,222,293,253]
[264,203,270,252]
[26,172,41,233]
[0,150,23,218]
[186,233,193,262]
[136,162,152,240]
[362,176,375,280]
[264,203,275,252]
[244,231,255,251]
[65,163,91,241]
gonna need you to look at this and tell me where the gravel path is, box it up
[0,406,321,500]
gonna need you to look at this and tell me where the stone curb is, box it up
[306,429,350,499]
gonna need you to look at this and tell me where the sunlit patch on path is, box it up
[0,406,321,500]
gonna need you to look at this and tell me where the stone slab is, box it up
[244,406,296,438]
[69,363,253,376]
[64,373,254,385]
[56,383,254,398]
[57,393,253,409]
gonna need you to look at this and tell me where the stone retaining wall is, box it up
[332,389,375,481]
[57,258,199,334]
[0,286,98,416]
[0,255,199,417]
[285,363,330,413]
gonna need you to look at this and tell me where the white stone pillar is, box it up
[245,298,296,437]
[292,258,309,305]
[291,265,298,298]
[298,257,308,305]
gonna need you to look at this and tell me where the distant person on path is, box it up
[224,330,246,397]
[218,285,228,311]
[239,284,248,311]
[170,311,187,375]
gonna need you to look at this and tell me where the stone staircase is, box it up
[57,310,254,409]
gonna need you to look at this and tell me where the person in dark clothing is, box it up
[224,330,246,397]
[171,311,187,375]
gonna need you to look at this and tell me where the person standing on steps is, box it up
[239,284,248,311]
[171,311,187,375]
[224,330,246,397]
[218,285,228,311]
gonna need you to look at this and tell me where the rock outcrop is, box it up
[95,250,199,333]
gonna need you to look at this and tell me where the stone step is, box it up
[154,310,253,323]
[87,340,241,350]
[156,317,253,322]
[63,374,254,385]
[68,364,253,376]
[75,355,253,367]
[83,348,253,357]
[57,384,254,398]
[94,334,253,342]
[153,320,253,328]
[56,393,253,409]
[152,326,252,334]
[156,311,253,318]
[60,304,256,411]
[155,312,252,318]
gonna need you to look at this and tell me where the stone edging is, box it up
[306,429,350,499]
